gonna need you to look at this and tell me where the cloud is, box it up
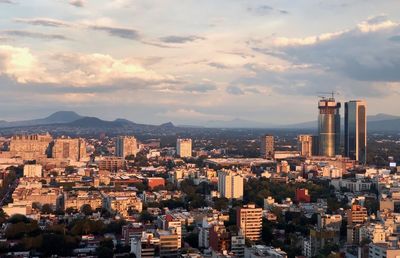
[252,15,400,85]
[226,85,244,95]
[1,30,70,40]
[90,25,140,40]
[0,0,16,4]
[14,18,72,27]
[182,84,217,93]
[69,0,84,7]
[159,35,204,44]
[208,62,229,69]
[0,44,175,87]
[247,4,289,16]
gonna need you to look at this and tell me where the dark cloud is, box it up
[14,18,71,27]
[247,5,289,16]
[208,62,229,69]
[159,35,204,44]
[252,16,400,87]
[183,84,217,93]
[1,30,69,40]
[226,85,244,95]
[69,0,84,7]
[389,35,400,42]
[90,26,140,40]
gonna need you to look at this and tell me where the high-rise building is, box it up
[176,138,192,158]
[298,135,313,157]
[344,100,367,164]
[209,223,231,253]
[10,133,52,160]
[115,136,138,158]
[52,138,87,161]
[260,135,274,158]
[318,97,341,157]
[237,204,262,241]
[218,170,244,200]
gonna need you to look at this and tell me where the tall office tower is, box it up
[218,170,244,200]
[318,97,341,157]
[345,100,367,164]
[176,138,192,158]
[52,138,87,161]
[115,136,138,158]
[298,135,313,157]
[10,133,53,160]
[236,204,262,241]
[260,134,274,158]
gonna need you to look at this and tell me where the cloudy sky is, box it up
[0,0,400,125]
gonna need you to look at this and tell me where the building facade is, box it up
[298,135,313,157]
[260,135,274,158]
[344,100,367,164]
[176,138,192,158]
[237,204,262,241]
[115,136,138,158]
[218,170,244,200]
[318,97,341,157]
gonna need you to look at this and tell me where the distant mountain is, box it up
[203,118,275,128]
[0,111,83,128]
[368,119,400,131]
[283,113,400,131]
[368,113,400,122]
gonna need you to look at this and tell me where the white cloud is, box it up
[0,45,174,87]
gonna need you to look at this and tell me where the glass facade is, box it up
[318,99,341,157]
[345,101,367,164]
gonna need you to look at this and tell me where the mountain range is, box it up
[0,111,399,132]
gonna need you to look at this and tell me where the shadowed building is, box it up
[345,100,367,164]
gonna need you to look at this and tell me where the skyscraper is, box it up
[344,100,367,164]
[176,138,192,158]
[260,134,274,158]
[115,136,138,158]
[318,97,341,157]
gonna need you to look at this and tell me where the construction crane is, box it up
[317,91,340,100]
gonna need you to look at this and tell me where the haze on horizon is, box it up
[0,0,400,125]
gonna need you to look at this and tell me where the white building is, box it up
[218,170,244,200]
[115,136,138,158]
[23,164,42,177]
[176,138,192,158]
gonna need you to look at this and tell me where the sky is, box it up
[0,0,400,126]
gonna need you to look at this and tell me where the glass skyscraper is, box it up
[344,100,367,164]
[318,97,341,157]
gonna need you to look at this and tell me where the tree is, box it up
[41,204,53,214]
[96,246,113,258]
[185,232,199,248]
[138,211,155,224]
[80,204,93,216]
[213,197,229,210]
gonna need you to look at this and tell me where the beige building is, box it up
[52,138,87,161]
[298,135,313,157]
[218,170,244,200]
[10,133,52,160]
[176,138,192,158]
[115,136,138,158]
[157,229,180,257]
[237,204,262,241]
[260,135,274,158]
[23,164,43,177]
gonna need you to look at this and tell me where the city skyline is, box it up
[1,0,400,125]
